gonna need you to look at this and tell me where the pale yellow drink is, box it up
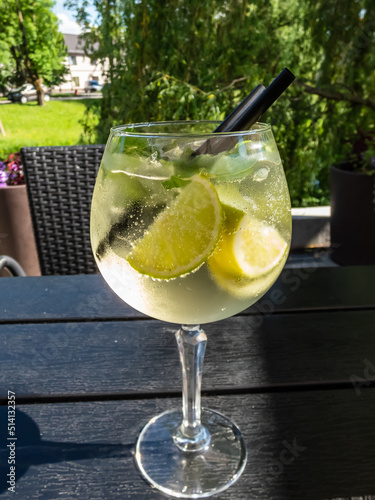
[90,127,291,325]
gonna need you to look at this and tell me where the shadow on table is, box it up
[251,316,375,499]
[0,408,132,494]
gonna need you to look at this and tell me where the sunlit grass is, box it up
[0,100,98,158]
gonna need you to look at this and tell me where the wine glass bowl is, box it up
[91,121,291,325]
[90,121,291,498]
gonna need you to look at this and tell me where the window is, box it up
[90,58,97,66]
[19,84,34,93]
[69,55,77,66]
[73,77,80,87]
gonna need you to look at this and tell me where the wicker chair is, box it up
[21,145,105,275]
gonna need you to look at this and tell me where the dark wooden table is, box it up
[1,266,375,499]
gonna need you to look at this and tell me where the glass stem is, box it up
[173,325,211,452]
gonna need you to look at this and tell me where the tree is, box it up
[0,0,68,105]
[0,39,16,94]
[68,0,375,206]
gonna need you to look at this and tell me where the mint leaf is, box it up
[162,175,192,190]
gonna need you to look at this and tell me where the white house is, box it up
[54,34,108,92]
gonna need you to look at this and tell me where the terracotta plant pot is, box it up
[330,164,375,265]
[0,185,40,276]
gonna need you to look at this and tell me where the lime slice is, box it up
[127,175,222,279]
[235,216,288,276]
[208,208,288,280]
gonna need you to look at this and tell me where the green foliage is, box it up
[0,39,15,92]
[68,0,375,206]
[0,0,68,92]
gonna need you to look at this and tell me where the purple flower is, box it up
[0,152,24,186]
[0,170,9,185]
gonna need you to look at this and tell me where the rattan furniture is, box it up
[21,145,105,275]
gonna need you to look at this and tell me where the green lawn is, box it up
[0,100,99,158]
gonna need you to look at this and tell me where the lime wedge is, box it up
[208,208,288,280]
[127,175,222,279]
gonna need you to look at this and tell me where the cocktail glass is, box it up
[90,121,292,498]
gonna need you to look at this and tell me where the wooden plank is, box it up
[1,310,375,398]
[1,389,375,499]
[1,266,375,323]
[0,274,142,323]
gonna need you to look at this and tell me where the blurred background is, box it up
[0,0,374,208]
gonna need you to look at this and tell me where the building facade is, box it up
[53,34,107,92]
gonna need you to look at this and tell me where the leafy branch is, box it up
[147,74,208,96]
[295,80,375,113]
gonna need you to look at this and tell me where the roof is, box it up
[63,33,99,55]
[64,34,85,55]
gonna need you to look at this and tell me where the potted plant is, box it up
[0,153,40,275]
[330,132,375,265]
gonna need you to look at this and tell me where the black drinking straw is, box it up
[192,84,265,156]
[233,68,295,130]
[193,68,295,156]
[213,84,266,133]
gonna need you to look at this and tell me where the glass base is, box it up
[135,408,247,498]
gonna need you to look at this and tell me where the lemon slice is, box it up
[127,175,222,279]
[208,208,288,280]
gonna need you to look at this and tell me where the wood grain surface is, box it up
[0,309,375,399]
[1,266,375,322]
[1,268,375,499]
[1,390,375,499]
